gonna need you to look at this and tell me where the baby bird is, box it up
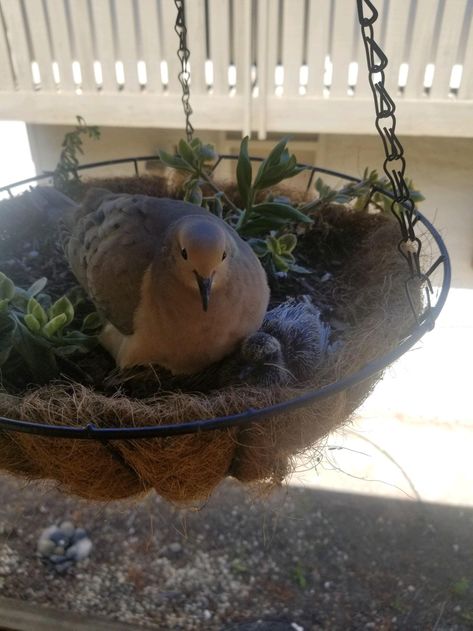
[32,187,270,375]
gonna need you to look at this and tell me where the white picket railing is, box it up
[0,0,471,137]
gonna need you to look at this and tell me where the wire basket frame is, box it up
[0,154,451,440]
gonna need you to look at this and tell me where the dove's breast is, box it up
[117,259,269,375]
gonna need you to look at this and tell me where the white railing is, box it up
[0,0,471,137]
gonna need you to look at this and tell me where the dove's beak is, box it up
[194,273,213,312]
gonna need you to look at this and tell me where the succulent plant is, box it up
[0,272,102,384]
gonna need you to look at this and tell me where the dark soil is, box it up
[0,476,471,630]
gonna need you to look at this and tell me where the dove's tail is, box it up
[23,186,79,248]
[25,186,78,220]
[0,185,77,222]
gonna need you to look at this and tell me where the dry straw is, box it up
[0,176,421,503]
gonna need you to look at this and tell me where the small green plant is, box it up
[158,136,424,280]
[452,577,470,598]
[293,562,308,589]
[159,138,219,205]
[303,168,424,213]
[160,136,313,278]
[234,136,311,234]
[0,272,102,384]
[53,116,101,191]
[230,558,248,574]
[249,233,310,275]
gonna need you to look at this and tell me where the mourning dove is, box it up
[31,187,270,375]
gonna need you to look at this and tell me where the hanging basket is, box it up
[0,156,450,502]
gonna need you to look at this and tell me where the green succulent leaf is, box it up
[48,296,74,326]
[266,234,280,255]
[265,137,290,168]
[42,313,68,337]
[158,149,195,172]
[0,299,10,313]
[253,139,303,190]
[252,202,312,224]
[272,253,293,272]
[178,139,198,168]
[238,216,289,237]
[0,272,15,301]
[82,312,103,332]
[278,233,298,253]
[26,277,47,298]
[27,297,48,327]
[24,313,41,334]
[236,136,253,209]
[184,180,204,206]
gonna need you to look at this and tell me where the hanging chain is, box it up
[174,0,194,142]
[357,1,423,279]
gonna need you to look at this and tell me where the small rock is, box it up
[49,531,68,547]
[37,538,56,556]
[168,542,182,554]
[66,537,92,561]
[407,585,416,593]
[55,560,73,574]
[54,546,65,556]
[39,525,60,541]
[203,610,212,620]
[59,521,75,538]
[72,528,88,543]
[49,554,68,564]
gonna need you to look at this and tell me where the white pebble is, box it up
[66,537,93,561]
[39,525,60,541]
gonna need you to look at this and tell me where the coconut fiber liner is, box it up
[0,175,422,503]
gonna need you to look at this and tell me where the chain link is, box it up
[356,0,446,324]
[174,0,194,142]
[357,0,422,278]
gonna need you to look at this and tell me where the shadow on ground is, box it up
[0,476,471,630]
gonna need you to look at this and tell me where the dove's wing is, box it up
[65,190,208,334]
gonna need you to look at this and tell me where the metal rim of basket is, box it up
[0,154,451,440]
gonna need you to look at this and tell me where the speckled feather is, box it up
[60,188,215,334]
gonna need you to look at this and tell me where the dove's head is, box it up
[170,216,232,311]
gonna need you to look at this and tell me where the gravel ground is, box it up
[0,476,472,630]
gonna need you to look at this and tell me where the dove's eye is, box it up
[181,248,188,260]
[222,251,227,261]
